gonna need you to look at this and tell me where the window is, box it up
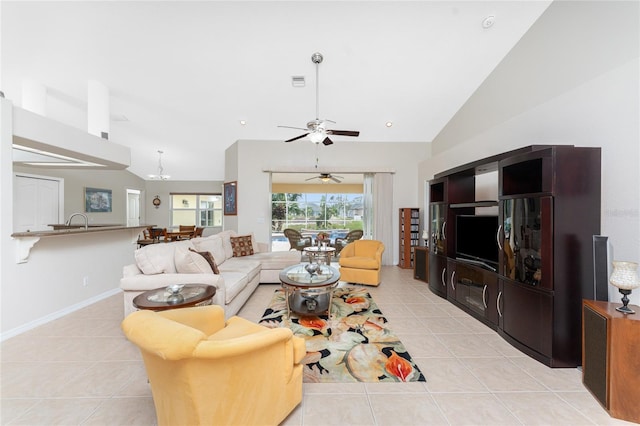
[272,192,363,231]
[170,194,222,227]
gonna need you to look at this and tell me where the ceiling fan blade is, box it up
[278,125,308,131]
[305,176,318,181]
[330,176,341,183]
[285,133,309,143]
[322,137,333,146]
[326,130,360,137]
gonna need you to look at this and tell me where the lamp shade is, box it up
[610,261,640,290]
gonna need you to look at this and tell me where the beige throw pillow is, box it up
[174,245,214,274]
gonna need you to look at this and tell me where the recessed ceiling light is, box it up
[385,121,393,127]
[239,120,247,126]
[482,15,495,29]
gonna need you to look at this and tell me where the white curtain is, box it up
[373,173,394,266]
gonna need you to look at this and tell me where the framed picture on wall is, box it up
[224,181,237,215]
[85,187,112,213]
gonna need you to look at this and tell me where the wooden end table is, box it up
[132,284,216,311]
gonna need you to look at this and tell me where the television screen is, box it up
[455,215,499,268]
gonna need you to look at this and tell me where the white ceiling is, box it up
[1,1,552,181]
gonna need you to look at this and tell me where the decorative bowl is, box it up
[305,262,320,276]
[166,284,185,295]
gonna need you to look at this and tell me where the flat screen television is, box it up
[455,215,499,271]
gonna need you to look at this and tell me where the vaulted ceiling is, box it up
[1,1,552,181]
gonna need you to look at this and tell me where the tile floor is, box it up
[1,267,635,425]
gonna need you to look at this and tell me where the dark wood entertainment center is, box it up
[427,145,601,367]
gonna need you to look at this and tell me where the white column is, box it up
[22,79,47,116]
[87,80,109,139]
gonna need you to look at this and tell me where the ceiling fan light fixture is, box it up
[308,132,325,144]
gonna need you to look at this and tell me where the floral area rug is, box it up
[258,287,426,383]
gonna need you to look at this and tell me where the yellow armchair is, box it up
[338,239,385,286]
[121,305,305,426]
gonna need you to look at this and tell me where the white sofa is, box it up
[120,230,301,318]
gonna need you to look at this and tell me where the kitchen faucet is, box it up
[65,213,88,230]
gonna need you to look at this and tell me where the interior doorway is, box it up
[13,173,64,232]
[126,189,141,227]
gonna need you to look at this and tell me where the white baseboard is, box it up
[0,288,122,342]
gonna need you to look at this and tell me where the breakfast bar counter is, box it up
[10,224,149,263]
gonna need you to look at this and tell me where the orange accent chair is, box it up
[338,239,385,286]
[121,305,305,426]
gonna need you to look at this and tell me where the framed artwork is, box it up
[84,187,112,213]
[224,181,237,215]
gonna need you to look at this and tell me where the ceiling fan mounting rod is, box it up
[312,52,323,121]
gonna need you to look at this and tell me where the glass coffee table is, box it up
[132,284,216,311]
[303,246,337,265]
[279,263,340,318]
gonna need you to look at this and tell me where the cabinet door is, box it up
[499,279,553,358]
[429,254,447,298]
[500,197,553,290]
[430,203,447,255]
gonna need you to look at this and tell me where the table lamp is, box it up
[609,261,639,314]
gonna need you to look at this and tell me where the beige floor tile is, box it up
[496,391,593,425]
[436,333,505,357]
[395,333,454,358]
[81,397,156,425]
[463,357,547,392]
[0,399,39,424]
[6,398,104,426]
[302,394,375,426]
[1,362,93,398]
[303,382,366,394]
[404,303,452,318]
[421,357,488,393]
[556,392,637,425]
[364,381,427,393]
[432,392,520,425]
[369,393,447,426]
[510,356,585,391]
[423,316,471,334]
[56,361,143,398]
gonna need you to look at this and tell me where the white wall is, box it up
[226,139,427,264]
[420,1,640,305]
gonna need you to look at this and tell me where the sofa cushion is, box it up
[250,251,301,270]
[230,235,255,257]
[135,240,194,274]
[174,245,214,274]
[218,258,261,282]
[192,235,226,266]
[219,271,249,304]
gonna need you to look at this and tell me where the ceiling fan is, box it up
[279,52,360,146]
[305,172,343,183]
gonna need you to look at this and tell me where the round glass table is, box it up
[279,263,340,318]
[303,246,337,265]
[132,284,216,311]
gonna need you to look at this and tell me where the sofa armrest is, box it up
[123,263,142,277]
[120,273,224,291]
[257,241,269,253]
